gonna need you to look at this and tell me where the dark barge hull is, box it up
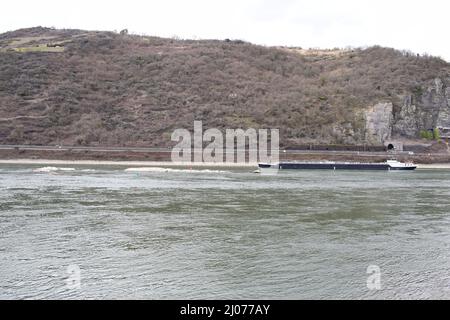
[259,163,417,171]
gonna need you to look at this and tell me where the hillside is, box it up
[0,27,449,148]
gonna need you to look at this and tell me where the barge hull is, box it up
[259,162,417,171]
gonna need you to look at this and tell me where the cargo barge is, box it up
[258,160,417,171]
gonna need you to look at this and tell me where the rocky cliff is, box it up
[365,77,450,145]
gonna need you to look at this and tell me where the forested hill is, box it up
[0,27,449,147]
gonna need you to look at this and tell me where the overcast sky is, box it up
[1,0,449,61]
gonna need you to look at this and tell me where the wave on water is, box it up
[33,167,98,173]
[33,167,77,173]
[124,167,228,173]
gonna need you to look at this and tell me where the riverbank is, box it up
[1,158,450,169]
[2,147,450,165]
[0,159,256,168]
[416,163,450,169]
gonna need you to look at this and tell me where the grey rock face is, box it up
[422,78,448,128]
[392,95,420,137]
[392,77,450,138]
[436,83,450,128]
[447,86,450,106]
[363,78,449,144]
[365,102,393,144]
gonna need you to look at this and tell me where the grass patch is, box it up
[11,44,64,53]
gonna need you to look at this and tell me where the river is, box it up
[0,165,449,299]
